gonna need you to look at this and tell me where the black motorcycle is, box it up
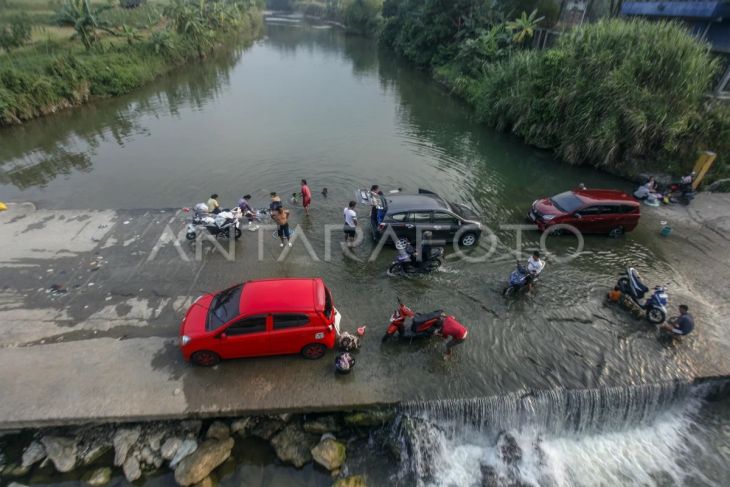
[388,241,444,275]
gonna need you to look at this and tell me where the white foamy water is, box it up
[396,383,729,487]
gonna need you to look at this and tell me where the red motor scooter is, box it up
[381,297,444,342]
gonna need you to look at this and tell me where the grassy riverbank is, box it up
[0,0,263,126]
[380,1,730,182]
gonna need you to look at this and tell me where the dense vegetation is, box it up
[0,0,264,126]
[381,0,730,179]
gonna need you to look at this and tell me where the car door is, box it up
[408,211,433,243]
[574,206,602,233]
[268,313,313,356]
[387,212,409,242]
[216,315,269,359]
[431,211,461,244]
[598,204,620,233]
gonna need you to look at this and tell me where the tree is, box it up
[506,9,544,45]
[54,0,116,49]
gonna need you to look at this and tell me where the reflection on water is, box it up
[0,47,244,193]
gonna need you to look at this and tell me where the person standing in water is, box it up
[343,201,358,247]
[273,206,292,247]
[301,179,312,215]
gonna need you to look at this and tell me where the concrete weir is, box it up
[0,201,729,429]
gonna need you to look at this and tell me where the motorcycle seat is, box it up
[630,269,649,294]
[411,310,443,331]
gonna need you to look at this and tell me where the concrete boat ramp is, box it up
[0,201,729,429]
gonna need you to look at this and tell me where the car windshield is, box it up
[206,284,243,331]
[448,201,478,220]
[550,191,584,213]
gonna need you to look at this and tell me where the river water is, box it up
[1,16,728,486]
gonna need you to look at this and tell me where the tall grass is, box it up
[0,1,264,126]
[466,19,724,177]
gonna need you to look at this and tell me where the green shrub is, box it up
[119,0,144,8]
[468,19,723,176]
[0,13,33,52]
[341,0,383,35]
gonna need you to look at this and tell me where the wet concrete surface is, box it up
[0,199,729,428]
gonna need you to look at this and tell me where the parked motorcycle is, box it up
[616,267,668,324]
[184,205,242,240]
[502,262,538,296]
[381,297,444,342]
[388,240,444,275]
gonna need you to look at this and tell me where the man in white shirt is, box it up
[527,251,545,275]
[343,201,358,247]
[526,251,544,290]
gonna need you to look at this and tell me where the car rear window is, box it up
[449,202,478,220]
[206,284,243,331]
[550,192,584,213]
[273,314,310,329]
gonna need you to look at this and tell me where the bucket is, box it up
[660,220,672,237]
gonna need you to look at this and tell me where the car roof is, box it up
[385,194,451,213]
[240,278,323,315]
[573,188,639,206]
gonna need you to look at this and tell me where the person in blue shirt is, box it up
[660,304,694,337]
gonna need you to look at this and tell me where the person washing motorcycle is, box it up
[659,304,694,337]
[412,231,435,268]
[526,251,545,290]
[435,315,468,359]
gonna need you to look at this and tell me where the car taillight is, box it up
[180,335,191,346]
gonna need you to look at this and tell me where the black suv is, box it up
[371,190,482,247]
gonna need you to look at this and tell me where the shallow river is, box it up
[1,17,728,486]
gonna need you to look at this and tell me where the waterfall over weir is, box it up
[390,381,720,486]
[400,381,696,435]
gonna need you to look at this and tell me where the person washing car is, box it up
[659,304,694,337]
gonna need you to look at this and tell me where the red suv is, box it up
[529,188,640,236]
[179,278,341,366]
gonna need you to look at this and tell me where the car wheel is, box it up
[186,232,196,241]
[191,350,220,367]
[459,232,478,247]
[608,226,625,238]
[646,307,666,324]
[301,343,326,359]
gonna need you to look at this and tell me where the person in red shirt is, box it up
[301,179,312,215]
[436,315,468,358]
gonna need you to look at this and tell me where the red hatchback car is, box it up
[529,188,640,236]
[179,278,341,366]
